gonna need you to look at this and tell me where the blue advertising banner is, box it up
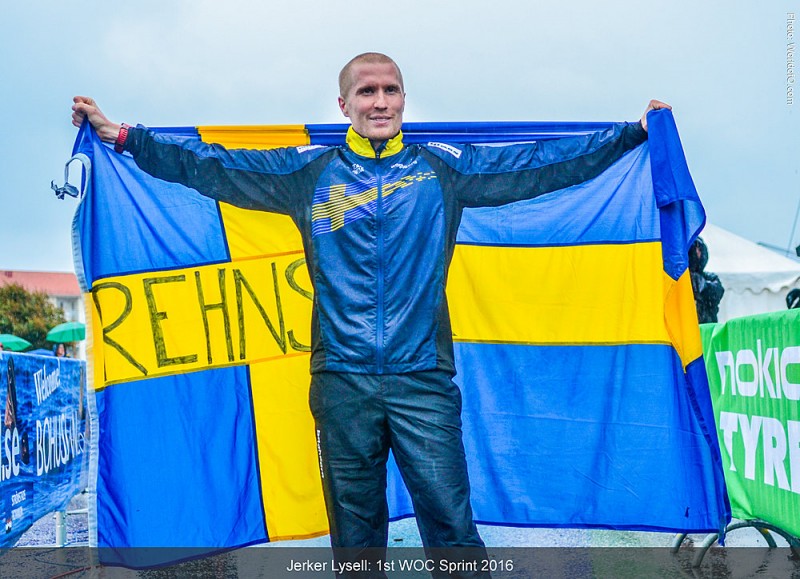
[0,353,88,547]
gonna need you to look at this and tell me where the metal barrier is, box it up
[673,520,800,567]
[54,505,89,547]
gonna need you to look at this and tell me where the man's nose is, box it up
[374,90,388,108]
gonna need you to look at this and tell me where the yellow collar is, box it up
[346,126,404,159]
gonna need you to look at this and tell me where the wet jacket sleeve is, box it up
[124,126,324,215]
[426,121,648,208]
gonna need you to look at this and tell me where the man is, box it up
[689,237,724,323]
[73,52,669,578]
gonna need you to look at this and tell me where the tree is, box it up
[0,283,66,350]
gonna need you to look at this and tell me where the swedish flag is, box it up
[72,111,729,566]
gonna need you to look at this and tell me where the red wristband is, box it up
[114,124,130,153]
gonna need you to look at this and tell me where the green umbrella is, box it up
[0,334,32,352]
[46,321,86,343]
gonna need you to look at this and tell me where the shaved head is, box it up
[339,52,404,98]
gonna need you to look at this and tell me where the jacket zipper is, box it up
[375,148,385,373]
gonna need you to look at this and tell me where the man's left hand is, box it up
[640,99,672,132]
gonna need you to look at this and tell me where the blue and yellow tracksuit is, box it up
[124,122,647,577]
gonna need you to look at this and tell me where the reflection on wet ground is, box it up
[7,498,800,578]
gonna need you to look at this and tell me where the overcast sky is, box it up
[2,1,797,273]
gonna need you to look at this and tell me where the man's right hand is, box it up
[71,97,122,143]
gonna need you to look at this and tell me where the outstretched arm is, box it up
[71,96,122,143]
[69,96,327,216]
[429,121,647,208]
[428,100,672,208]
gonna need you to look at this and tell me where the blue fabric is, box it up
[72,122,230,284]
[457,143,657,246]
[441,343,726,532]
[647,111,706,280]
[94,367,267,553]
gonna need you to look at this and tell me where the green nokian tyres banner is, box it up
[702,309,800,537]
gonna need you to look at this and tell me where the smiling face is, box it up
[338,60,405,148]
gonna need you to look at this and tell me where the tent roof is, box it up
[702,223,800,295]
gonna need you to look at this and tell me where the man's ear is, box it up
[338,96,349,118]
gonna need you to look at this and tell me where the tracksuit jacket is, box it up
[123,122,648,376]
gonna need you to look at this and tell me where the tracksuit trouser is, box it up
[309,370,490,578]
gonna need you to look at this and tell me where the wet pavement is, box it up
[14,493,89,548]
[5,502,800,578]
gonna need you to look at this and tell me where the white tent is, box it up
[701,223,800,322]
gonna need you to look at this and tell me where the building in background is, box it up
[0,270,85,358]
